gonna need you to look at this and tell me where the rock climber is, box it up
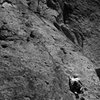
[69,75,84,99]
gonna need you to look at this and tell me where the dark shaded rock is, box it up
[95,68,100,79]
[0,24,14,40]
[27,0,39,12]
[46,0,57,10]
[25,21,33,28]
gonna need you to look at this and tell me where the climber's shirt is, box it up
[71,77,80,82]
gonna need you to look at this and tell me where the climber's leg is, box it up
[74,92,79,99]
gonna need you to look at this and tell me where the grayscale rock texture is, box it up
[0,0,100,100]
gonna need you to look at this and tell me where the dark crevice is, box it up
[26,37,30,42]
[63,3,73,23]
[0,0,12,4]
[61,25,75,43]
[3,55,9,58]
[60,47,66,54]
[53,22,61,31]
[1,44,8,48]
[27,1,31,7]
[30,32,36,38]
[0,36,8,40]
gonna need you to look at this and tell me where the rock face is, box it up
[0,0,100,100]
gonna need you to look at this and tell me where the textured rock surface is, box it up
[0,0,100,100]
